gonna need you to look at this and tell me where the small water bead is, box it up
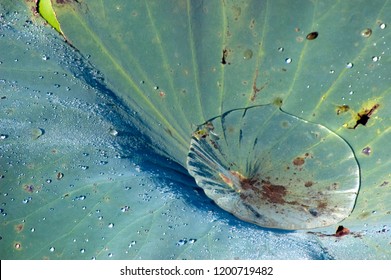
[79,165,89,170]
[176,239,187,246]
[128,241,137,248]
[360,28,372,38]
[346,62,354,69]
[49,247,55,252]
[46,179,52,183]
[108,253,113,258]
[285,58,292,64]
[98,216,103,220]
[188,238,197,244]
[0,134,8,140]
[379,23,387,29]
[42,55,49,61]
[278,47,284,52]
[372,56,379,62]
[80,248,85,253]
[30,228,35,232]
[108,223,114,228]
[362,146,371,156]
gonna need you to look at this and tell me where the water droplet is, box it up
[188,238,197,244]
[153,86,159,90]
[329,69,335,74]
[30,228,35,232]
[306,31,318,40]
[108,223,114,228]
[54,84,60,88]
[0,134,8,140]
[49,246,55,252]
[79,165,89,170]
[372,56,379,62]
[360,28,372,38]
[346,62,354,69]
[82,206,87,210]
[349,91,354,95]
[46,179,52,183]
[243,49,253,60]
[108,253,113,258]
[362,146,371,155]
[121,206,130,212]
[128,241,137,248]
[109,129,118,136]
[31,128,44,140]
[285,58,292,64]
[80,248,85,253]
[176,239,187,246]
[98,216,103,220]
[278,47,284,52]
[42,55,49,61]
[379,23,387,29]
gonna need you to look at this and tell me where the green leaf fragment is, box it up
[37,0,63,34]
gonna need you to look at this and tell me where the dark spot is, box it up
[306,31,318,40]
[293,157,305,166]
[221,49,228,65]
[309,209,318,217]
[1,96,6,100]
[335,225,350,237]
[350,104,380,129]
[304,181,313,187]
[380,181,389,187]
[56,0,79,4]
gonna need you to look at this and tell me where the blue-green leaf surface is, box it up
[1,0,391,259]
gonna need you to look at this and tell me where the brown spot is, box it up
[23,184,34,193]
[317,201,328,210]
[304,181,313,187]
[56,172,64,180]
[15,224,24,233]
[260,180,287,204]
[293,157,305,166]
[336,105,350,115]
[306,31,318,40]
[335,225,350,237]
[250,69,268,101]
[380,181,389,187]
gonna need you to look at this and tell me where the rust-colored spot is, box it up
[304,181,313,187]
[15,224,24,233]
[260,180,287,204]
[336,105,350,115]
[293,157,305,166]
[306,31,318,40]
[317,201,328,210]
[23,184,34,193]
[335,225,350,237]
